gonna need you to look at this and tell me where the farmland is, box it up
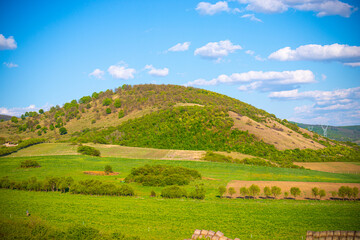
[1,151,360,239]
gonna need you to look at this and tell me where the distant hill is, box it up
[0,84,359,165]
[294,123,360,144]
[0,114,12,121]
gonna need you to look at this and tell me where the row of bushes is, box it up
[0,177,134,197]
[219,185,359,200]
[202,151,278,167]
[0,218,140,240]
[0,138,45,156]
[125,164,201,187]
[160,184,206,199]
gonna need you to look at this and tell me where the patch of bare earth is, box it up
[83,171,119,176]
[228,111,325,150]
[294,162,360,174]
[163,150,205,161]
[226,180,360,200]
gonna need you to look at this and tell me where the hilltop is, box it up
[0,84,359,166]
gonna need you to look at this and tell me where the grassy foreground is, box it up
[1,154,360,239]
[1,189,360,240]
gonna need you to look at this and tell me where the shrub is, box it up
[271,186,281,198]
[39,109,44,114]
[106,108,111,114]
[228,187,236,197]
[319,189,326,199]
[114,99,122,108]
[290,187,301,198]
[59,127,67,135]
[20,160,40,168]
[188,185,206,200]
[105,165,113,174]
[218,186,226,198]
[240,187,249,197]
[77,145,100,157]
[249,184,260,198]
[102,98,112,106]
[352,187,359,199]
[150,190,156,197]
[125,164,201,187]
[263,186,271,197]
[284,192,289,198]
[312,187,319,199]
[161,186,187,199]
[11,117,18,123]
[118,110,125,119]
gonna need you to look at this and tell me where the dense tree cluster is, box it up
[77,145,101,157]
[125,164,201,187]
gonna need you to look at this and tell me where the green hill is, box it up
[295,123,360,144]
[1,84,359,166]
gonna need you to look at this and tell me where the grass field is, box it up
[1,154,360,239]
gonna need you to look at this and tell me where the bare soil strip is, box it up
[294,162,360,174]
[227,180,360,200]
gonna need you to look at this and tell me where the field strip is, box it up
[294,162,360,174]
[227,180,360,200]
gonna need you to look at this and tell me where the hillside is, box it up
[0,114,12,121]
[0,84,359,166]
[295,122,360,144]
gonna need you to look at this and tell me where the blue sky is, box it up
[0,0,359,125]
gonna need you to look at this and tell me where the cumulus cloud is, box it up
[89,69,105,79]
[0,34,17,50]
[144,65,169,77]
[108,64,136,80]
[196,1,230,15]
[269,43,360,65]
[168,42,191,52]
[186,70,315,92]
[238,0,356,17]
[0,104,51,117]
[3,62,18,68]
[194,40,242,60]
[270,87,360,125]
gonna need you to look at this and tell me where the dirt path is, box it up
[227,180,360,200]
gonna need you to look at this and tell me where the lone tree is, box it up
[271,186,281,199]
[240,187,249,197]
[104,165,113,175]
[263,186,271,198]
[218,186,226,198]
[228,187,236,198]
[352,187,359,200]
[59,127,67,135]
[312,187,319,199]
[319,189,326,199]
[290,187,301,198]
[249,184,260,198]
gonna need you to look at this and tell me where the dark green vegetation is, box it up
[125,164,201,186]
[0,217,140,240]
[295,122,360,144]
[0,155,360,239]
[0,138,45,156]
[20,159,40,168]
[77,145,101,156]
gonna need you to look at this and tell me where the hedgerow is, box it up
[0,138,46,157]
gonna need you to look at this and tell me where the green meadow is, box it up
[0,153,360,239]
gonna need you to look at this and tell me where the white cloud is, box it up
[196,1,230,15]
[168,42,191,52]
[186,70,315,92]
[3,62,18,68]
[0,34,17,50]
[344,62,360,67]
[238,0,356,17]
[269,44,360,64]
[89,69,105,79]
[0,104,51,117]
[194,40,242,60]
[144,65,169,77]
[108,64,136,80]
[321,74,327,80]
[273,87,360,125]
[241,13,263,22]
[245,50,255,55]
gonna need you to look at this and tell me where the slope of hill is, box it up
[0,84,359,166]
[295,123,360,144]
[0,114,12,121]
